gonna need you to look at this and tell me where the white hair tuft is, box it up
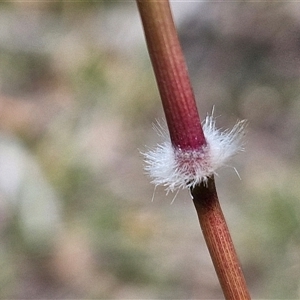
[143,114,246,193]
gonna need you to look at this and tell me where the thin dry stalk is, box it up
[136,0,206,150]
[137,0,251,298]
[191,177,251,299]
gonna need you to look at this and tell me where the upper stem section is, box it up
[137,0,206,150]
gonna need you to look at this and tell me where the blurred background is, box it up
[0,1,300,298]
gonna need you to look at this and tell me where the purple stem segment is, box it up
[136,0,206,151]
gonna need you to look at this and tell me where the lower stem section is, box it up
[191,177,251,300]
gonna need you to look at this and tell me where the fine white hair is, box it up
[143,114,246,193]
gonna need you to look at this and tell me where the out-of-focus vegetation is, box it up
[0,2,300,299]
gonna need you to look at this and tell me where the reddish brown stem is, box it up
[191,177,251,299]
[137,0,251,298]
[136,0,206,151]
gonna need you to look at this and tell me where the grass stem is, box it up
[191,178,251,299]
[137,0,251,298]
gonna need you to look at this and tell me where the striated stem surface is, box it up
[191,178,251,300]
[137,0,251,298]
[137,0,206,150]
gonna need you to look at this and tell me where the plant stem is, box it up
[191,178,251,299]
[137,0,251,298]
[136,0,206,151]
